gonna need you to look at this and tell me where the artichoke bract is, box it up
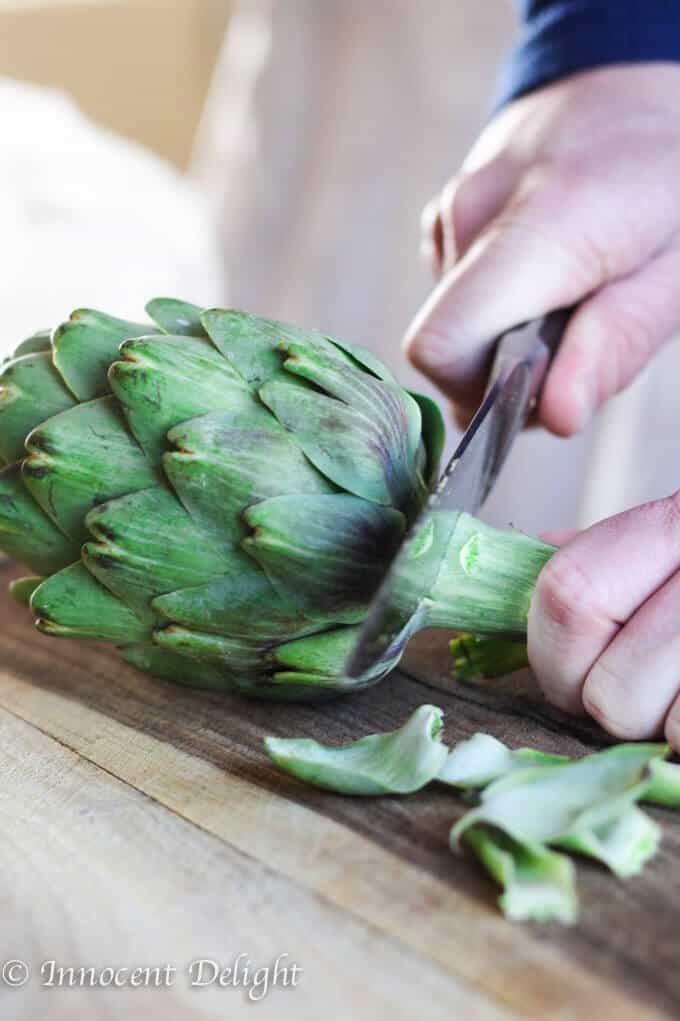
[0,299,554,699]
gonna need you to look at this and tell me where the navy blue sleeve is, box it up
[496,0,680,108]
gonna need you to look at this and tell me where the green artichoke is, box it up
[0,299,553,699]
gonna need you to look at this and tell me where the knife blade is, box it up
[344,308,571,681]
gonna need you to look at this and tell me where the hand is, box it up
[405,65,680,434]
[529,492,680,749]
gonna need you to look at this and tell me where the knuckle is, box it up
[502,161,612,287]
[582,662,651,740]
[582,299,656,396]
[628,489,680,544]
[536,677,585,716]
[533,549,599,637]
[406,320,473,373]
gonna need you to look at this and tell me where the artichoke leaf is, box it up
[556,804,660,878]
[82,486,235,616]
[145,297,207,337]
[110,334,246,463]
[153,555,317,640]
[32,562,148,643]
[120,642,239,691]
[463,825,578,924]
[260,378,425,512]
[0,352,76,464]
[644,758,680,807]
[164,407,333,541]
[243,492,405,621]
[0,463,81,574]
[22,396,158,544]
[52,309,158,401]
[407,391,446,489]
[451,743,669,849]
[8,329,52,361]
[438,733,567,790]
[265,704,449,795]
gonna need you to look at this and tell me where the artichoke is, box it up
[0,299,553,699]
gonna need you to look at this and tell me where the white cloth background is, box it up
[193,0,680,535]
[0,78,224,354]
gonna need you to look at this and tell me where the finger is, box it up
[438,158,519,271]
[528,491,680,714]
[582,568,680,739]
[404,164,675,416]
[539,239,680,435]
[420,197,444,276]
[404,171,606,409]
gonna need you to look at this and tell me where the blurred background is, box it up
[2,0,674,534]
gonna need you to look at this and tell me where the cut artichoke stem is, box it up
[393,510,556,638]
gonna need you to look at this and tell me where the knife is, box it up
[344,308,572,682]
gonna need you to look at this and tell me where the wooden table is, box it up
[0,560,677,1021]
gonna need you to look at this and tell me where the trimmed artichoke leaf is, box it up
[438,733,567,790]
[556,804,660,878]
[110,334,247,464]
[52,310,157,401]
[0,463,81,575]
[0,353,76,464]
[31,563,148,643]
[21,396,158,545]
[82,486,235,617]
[243,492,405,621]
[145,298,207,337]
[153,552,315,640]
[463,826,578,925]
[451,743,670,849]
[8,329,52,361]
[644,758,680,807]
[164,408,333,542]
[265,704,449,795]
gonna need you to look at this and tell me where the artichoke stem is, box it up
[393,512,555,640]
[450,633,530,682]
[426,513,555,636]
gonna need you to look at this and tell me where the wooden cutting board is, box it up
[0,559,676,1020]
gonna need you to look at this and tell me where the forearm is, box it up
[497,0,680,106]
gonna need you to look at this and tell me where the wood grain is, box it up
[0,707,505,1021]
[0,562,677,1019]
